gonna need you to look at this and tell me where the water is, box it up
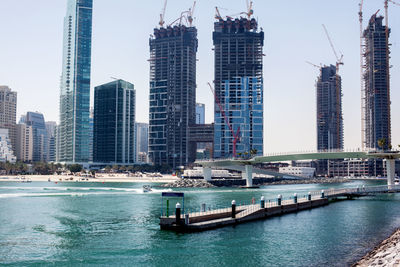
[1,180,400,266]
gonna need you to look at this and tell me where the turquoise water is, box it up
[1,180,400,266]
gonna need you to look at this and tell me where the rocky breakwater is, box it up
[354,229,400,266]
[161,178,215,188]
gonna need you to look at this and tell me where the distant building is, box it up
[149,25,198,168]
[25,112,47,162]
[0,86,17,151]
[316,65,343,150]
[89,108,94,162]
[135,122,148,163]
[196,103,205,124]
[45,121,57,162]
[212,18,264,158]
[279,166,316,179]
[16,123,33,162]
[0,129,16,163]
[93,80,135,164]
[58,0,93,163]
[363,14,391,150]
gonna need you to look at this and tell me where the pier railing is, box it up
[163,185,400,219]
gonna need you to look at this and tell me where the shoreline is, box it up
[0,174,179,183]
[353,228,400,266]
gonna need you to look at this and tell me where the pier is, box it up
[160,185,400,232]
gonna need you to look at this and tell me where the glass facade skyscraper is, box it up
[93,80,136,164]
[59,0,93,163]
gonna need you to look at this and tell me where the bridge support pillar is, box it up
[203,167,212,181]
[242,165,253,187]
[385,159,395,188]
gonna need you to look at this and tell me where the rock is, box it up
[161,178,216,188]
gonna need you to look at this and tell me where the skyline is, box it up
[0,0,399,153]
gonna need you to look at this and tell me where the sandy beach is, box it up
[354,228,400,266]
[0,174,179,183]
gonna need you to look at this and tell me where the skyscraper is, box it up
[363,14,391,150]
[59,0,93,163]
[93,80,136,164]
[196,103,205,124]
[212,18,264,158]
[45,121,57,162]
[26,112,47,162]
[149,25,198,168]
[0,86,17,151]
[135,122,148,163]
[316,65,343,150]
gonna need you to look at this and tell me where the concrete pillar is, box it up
[386,159,395,188]
[242,165,253,187]
[203,167,212,181]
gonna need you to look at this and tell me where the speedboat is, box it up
[142,185,152,193]
[395,178,399,185]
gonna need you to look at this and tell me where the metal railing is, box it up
[165,185,400,220]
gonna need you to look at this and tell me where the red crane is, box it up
[208,82,240,158]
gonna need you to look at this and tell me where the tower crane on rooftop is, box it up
[159,0,168,27]
[187,1,196,27]
[246,0,254,18]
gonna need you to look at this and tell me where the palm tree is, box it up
[377,138,386,151]
[250,149,258,157]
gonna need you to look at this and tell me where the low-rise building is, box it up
[279,166,316,178]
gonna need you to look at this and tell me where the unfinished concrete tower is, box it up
[363,14,391,150]
[316,65,343,150]
[149,25,198,168]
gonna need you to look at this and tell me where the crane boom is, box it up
[159,0,168,27]
[359,0,366,149]
[322,24,341,62]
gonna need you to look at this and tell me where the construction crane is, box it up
[159,0,168,27]
[215,7,223,20]
[359,0,366,149]
[187,1,196,27]
[246,0,254,18]
[322,24,343,150]
[208,82,241,158]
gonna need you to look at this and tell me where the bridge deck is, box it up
[160,185,400,232]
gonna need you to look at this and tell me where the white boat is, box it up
[395,178,399,185]
[142,185,152,193]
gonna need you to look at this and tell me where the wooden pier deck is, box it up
[160,185,400,232]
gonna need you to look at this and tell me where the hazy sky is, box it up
[0,0,399,153]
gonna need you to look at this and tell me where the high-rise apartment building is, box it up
[45,121,57,162]
[93,80,135,164]
[26,112,47,162]
[0,86,17,151]
[316,65,343,150]
[135,122,148,163]
[59,0,93,163]
[196,103,205,124]
[149,25,198,168]
[16,123,33,162]
[363,14,391,150]
[212,18,264,158]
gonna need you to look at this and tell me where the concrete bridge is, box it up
[195,150,400,187]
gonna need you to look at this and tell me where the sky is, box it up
[0,0,399,153]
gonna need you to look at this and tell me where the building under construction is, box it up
[212,17,264,158]
[363,14,391,150]
[316,65,343,150]
[149,25,198,168]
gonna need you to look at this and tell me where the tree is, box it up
[68,164,82,173]
[377,138,386,151]
[250,149,258,157]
